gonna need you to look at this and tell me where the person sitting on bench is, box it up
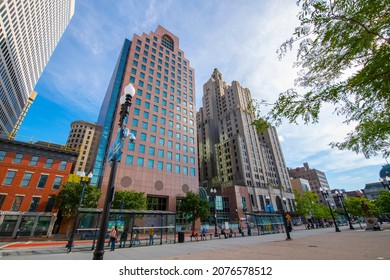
[190,228,199,241]
[221,228,227,238]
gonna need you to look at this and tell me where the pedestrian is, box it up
[110,226,118,251]
[119,229,128,248]
[201,228,207,240]
[149,225,155,245]
[238,225,244,236]
[133,225,140,245]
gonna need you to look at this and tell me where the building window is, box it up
[37,174,49,189]
[137,157,144,167]
[29,197,40,212]
[59,161,67,170]
[157,161,163,170]
[126,155,133,165]
[162,34,174,51]
[148,159,154,169]
[13,153,23,164]
[52,176,62,190]
[147,196,167,210]
[128,142,135,151]
[45,159,54,168]
[20,172,33,187]
[45,196,56,212]
[0,194,6,208]
[166,163,172,172]
[3,170,17,185]
[0,150,6,161]
[175,165,180,174]
[11,195,24,211]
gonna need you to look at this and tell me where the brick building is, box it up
[0,138,77,238]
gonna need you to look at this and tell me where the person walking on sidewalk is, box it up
[110,226,118,251]
[149,225,155,245]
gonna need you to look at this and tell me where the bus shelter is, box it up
[74,208,177,247]
[245,212,285,235]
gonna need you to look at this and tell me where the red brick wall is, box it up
[0,150,74,212]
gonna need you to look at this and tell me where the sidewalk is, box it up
[1,223,389,260]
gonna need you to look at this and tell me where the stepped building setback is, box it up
[92,26,198,220]
[197,69,294,222]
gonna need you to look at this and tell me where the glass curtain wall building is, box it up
[0,0,75,137]
[92,26,198,214]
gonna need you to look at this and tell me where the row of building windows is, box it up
[0,193,55,212]
[135,35,192,76]
[2,169,63,190]
[124,155,196,176]
[0,150,68,170]
[128,142,195,156]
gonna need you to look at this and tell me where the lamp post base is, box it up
[93,250,104,260]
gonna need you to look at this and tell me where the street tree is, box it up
[55,182,101,219]
[374,191,390,216]
[254,0,390,158]
[180,191,210,230]
[111,190,147,210]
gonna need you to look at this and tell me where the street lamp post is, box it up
[335,190,354,230]
[66,171,93,252]
[379,176,390,191]
[320,187,341,232]
[93,83,136,260]
[210,188,219,237]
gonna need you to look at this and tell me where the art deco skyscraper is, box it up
[92,26,198,214]
[0,0,75,137]
[197,69,294,217]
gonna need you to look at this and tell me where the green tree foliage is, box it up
[268,0,389,158]
[374,191,390,215]
[293,189,320,218]
[246,100,270,134]
[180,191,210,229]
[111,190,147,210]
[55,182,101,218]
[344,196,378,218]
[312,203,333,220]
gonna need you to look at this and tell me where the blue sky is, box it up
[17,0,386,191]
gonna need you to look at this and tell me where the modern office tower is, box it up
[65,120,102,174]
[0,0,75,137]
[197,69,294,221]
[92,26,198,214]
[288,162,335,206]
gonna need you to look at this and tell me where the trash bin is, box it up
[178,231,185,243]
